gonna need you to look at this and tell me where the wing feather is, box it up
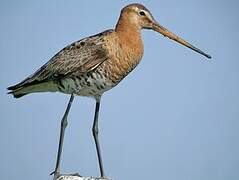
[8,30,113,90]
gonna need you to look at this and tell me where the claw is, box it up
[50,170,59,176]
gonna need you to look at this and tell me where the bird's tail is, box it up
[7,81,58,98]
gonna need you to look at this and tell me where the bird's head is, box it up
[119,3,156,30]
[118,3,211,59]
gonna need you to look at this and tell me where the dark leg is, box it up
[92,97,105,177]
[51,94,74,179]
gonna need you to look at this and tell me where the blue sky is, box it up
[1,0,239,180]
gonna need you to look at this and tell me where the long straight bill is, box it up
[153,23,211,59]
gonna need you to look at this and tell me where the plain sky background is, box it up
[1,0,239,180]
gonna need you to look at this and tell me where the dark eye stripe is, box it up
[139,11,146,16]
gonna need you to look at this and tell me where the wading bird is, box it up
[8,3,211,179]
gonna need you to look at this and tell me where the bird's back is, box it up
[8,28,143,98]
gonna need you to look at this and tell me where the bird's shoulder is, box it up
[58,29,115,55]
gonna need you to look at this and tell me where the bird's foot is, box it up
[50,170,58,176]
[50,170,61,180]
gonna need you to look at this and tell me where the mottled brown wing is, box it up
[9,30,113,90]
[36,39,108,80]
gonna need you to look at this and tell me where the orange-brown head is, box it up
[116,3,211,59]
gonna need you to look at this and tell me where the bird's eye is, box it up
[139,11,146,16]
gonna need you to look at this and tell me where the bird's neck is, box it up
[115,16,144,60]
[115,15,142,42]
[115,13,141,32]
